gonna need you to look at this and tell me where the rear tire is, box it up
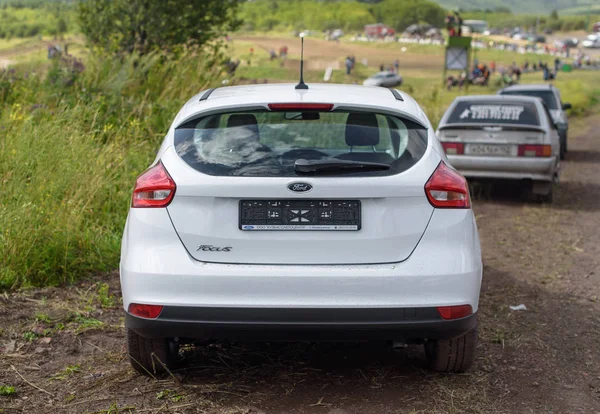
[126,327,180,375]
[559,134,566,160]
[425,325,478,373]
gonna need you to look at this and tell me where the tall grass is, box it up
[0,50,224,289]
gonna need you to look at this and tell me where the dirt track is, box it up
[236,35,444,71]
[1,113,600,413]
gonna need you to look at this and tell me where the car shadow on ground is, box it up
[552,180,600,212]
[468,179,600,213]
[565,150,600,163]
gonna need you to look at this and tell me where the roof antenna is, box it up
[295,32,308,90]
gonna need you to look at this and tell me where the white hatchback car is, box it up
[120,84,482,375]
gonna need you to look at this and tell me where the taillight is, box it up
[517,145,551,157]
[128,303,163,319]
[425,162,471,209]
[437,305,473,320]
[132,162,176,208]
[441,142,464,155]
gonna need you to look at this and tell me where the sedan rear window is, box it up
[446,101,540,126]
[174,110,428,177]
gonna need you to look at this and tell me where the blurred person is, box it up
[455,12,463,36]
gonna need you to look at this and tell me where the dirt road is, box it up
[236,35,444,72]
[1,113,599,413]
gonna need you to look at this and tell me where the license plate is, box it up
[239,200,361,231]
[465,144,514,156]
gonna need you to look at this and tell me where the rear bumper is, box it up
[126,307,478,341]
[120,208,482,312]
[447,155,557,181]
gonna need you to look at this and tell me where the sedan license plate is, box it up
[239,200,361,231]
[466,144,514,156]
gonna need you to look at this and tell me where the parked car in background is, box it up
[121,83,482,375]
[437,95,560,202]
[528,34,546,44]
[363,71,403,87]
[562,38,579,49]
[583,34,600,49]
[498,84,571,160]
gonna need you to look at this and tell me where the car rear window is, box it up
[499,90,558,109]
[174,110,428,177]
[446,101,540,126]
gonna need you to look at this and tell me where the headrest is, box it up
[226,114,259,139]
[345,113,380,147]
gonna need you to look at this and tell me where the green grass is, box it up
[0,385,16,396]
[51,364,80,380]
[558,4,600,16]
[0,50,225,289]
[0,5,75,39]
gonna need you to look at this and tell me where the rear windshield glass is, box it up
[174,110,428,177]
[446,101,540,126]
[499,90,558,109]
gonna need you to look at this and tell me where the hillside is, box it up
[434,0,597,14]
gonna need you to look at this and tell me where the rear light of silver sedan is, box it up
[517,144,552,157]
[441,142,464,155]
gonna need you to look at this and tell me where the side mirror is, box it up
[562,103,572,110]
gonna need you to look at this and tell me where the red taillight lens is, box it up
[132,162,176,208]
[517,144,552,157]
[128,303,164,319]
[441,142,465,155]
[268,103,334,111]
[425,162,471,209]
[437,305,473,320]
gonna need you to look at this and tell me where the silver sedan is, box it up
[437,95,560,202]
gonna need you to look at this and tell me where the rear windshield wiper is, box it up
[294,158,391,174]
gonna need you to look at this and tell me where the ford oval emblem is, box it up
[288,182,313,193]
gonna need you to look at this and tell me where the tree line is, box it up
[238,0,446,33]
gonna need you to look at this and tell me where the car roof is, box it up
[452,94,544,104]
[500,84,556,92]
[175,83,424,126]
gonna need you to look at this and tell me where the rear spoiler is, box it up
[438,124,545,133]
